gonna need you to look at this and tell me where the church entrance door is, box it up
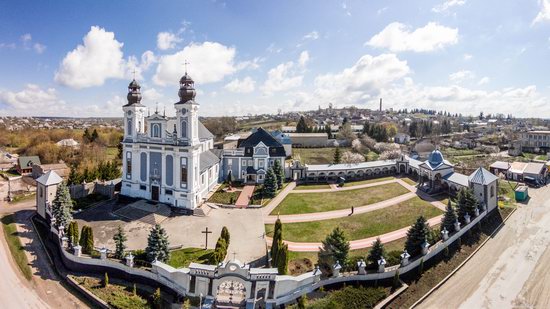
[151,186,160,201]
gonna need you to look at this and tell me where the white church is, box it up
[120,72,220,209]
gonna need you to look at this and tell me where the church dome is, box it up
[428,149,444,166]
[126,79,142,105]
[178,73,196,103]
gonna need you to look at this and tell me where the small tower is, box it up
[175,72,200,146]
[123,79,146,142]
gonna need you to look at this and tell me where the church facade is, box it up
[120,73,220,210]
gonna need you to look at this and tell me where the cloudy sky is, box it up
[1,0,550,117]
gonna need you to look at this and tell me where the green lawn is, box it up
[71,275,150,309]
[271,182,409,215]
[9,192,36,204]
[499,180,518,206]
[401,177,417,186]
[266,197,443,242]
[292,147,351,165]
[207,184,240,205]
[294,183,332,190]
[1,214,32,280]
[167,248,214,268]
[343,176,395,187]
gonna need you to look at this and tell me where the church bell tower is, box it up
[123,79,146,142]
[175,71,200,146]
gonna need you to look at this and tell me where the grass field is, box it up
[266,197,443,242]
[271,182,409,215]
[71,275,150,309]
[1,214,32,280]
[343,176,395,187]
[294,183,332,190]
[292,147,351,165]
[10,192,36,204]
[401,177,417,186]
[167,248,214,268]
[207,184,240,205]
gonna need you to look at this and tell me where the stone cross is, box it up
[202,227,212,250]
[183,60,190,73]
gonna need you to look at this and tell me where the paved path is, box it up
[267,215,443,252]
[262,181,296,215]
[417,186,550,309]
[265,192,417,224]
[235,185,255,207]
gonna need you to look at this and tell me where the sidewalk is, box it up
[291,179,398,193]
[262,181,296,215]
[235,185,255,208]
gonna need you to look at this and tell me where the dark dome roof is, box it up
[128,79,141,88]
[178,73,196,103]
[428,149,444,166]
[126,79,142,105]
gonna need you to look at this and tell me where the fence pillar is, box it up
[474,207,480,217]
[357,259,366,275]
[73,245,82,257]
[464,214,471,224]
[332,261,342,277]
[454,220,461,232]
[100,247,107,260]
[377,257,386,273]
[61,236,69,248]
[421,239,430,256]
[126,253,134,268]
[400,250,410,266]
[441,228,449,241]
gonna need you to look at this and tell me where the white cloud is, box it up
[432,0,466,13]
[261,62,303,95]
[366,22,458,52]
[313,53,410,104]
[157,31,182,50]
[449,70,475,83]
[140,50,157,71]
[236,57,263,70]
[533,0,550,25]
[0,84,66,116]
[33,43,46,54]
[153,41,237,86]
[303,31,319,41]
[54,26,128,89]
[20,33,32,44]
[478,76,490,85]
[298,51,310,67]
[377,7,388,15]
[463,53,473,60]
[142,88,164,102]
[224,77,256,93]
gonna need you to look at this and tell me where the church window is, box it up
[127,119,133,135]
[138,121,141,133]
[201,173,205,185]
[209,168,212,180]
[248,160,253,166]
[259,160,264,168]
[181,120,187,138]
[39,187,43,198]
[152,123,161,138]
[180,158,188,188]
[140,185,146,190]
[490,185,494,198]
[126,152,132,179]
[165,189,173,195]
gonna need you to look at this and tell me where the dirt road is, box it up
[418,185,550,308]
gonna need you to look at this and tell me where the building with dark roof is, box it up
[120,73,220,210]
[221,127,287,184]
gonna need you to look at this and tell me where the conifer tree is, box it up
[210,237,228,264]
[83,226,95,254]
[270,219,283,265]
[263,168,278,198]
[79,225,88,248]
[457,188,478,220]
[333,147,342,164]
[220,226,230,246]
[318,227,350,274]
[146,224,170,262]
[83,128,91,143]
[67,221,79,246]
[296,116,309,133]
[52,182,73,229]
[441,199,458,232]
[405,216,430,257]
[277,243,288,275]
[273,160,285,188]
[152,288,162,309]
[113,225,127,259]
[91,129,99,143]
[103,272,109,287]
[367,238,386,268]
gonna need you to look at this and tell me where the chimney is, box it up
[379,98,382,112]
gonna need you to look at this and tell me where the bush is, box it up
[386,250,402,267]
[307,286,387,309]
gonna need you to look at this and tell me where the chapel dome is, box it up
[126,79,142,105]
[428,149,444,166]
[178,73,196,103]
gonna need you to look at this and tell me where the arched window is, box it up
[152,123,161,138]
[127,119,132,135]
[138,121,141,133]
[181,120,187,138]
[490,185,494,198]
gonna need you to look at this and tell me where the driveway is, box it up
[418,185,550,308]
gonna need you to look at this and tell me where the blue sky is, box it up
[1,0,550,117]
